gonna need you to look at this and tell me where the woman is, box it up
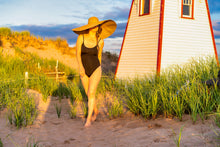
[72,17,117,127]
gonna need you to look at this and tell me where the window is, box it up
[182,0,194,19]
[140,0,150,16]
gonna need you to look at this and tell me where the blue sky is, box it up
[0,0,220,54]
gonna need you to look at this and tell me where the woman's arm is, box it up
[98,39,104,64]
[76,34,85,76]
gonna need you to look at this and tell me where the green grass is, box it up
[26,137,41,147]
[54,103,62,118]
[1,45,220,128]
[124,56,219,122]
[108,96,124,119]
[69,103,77,119]
[4,82,37,128]
[0,47,77,127]
[96,56,220,123]
[0,137,3,147]
[173,125,184,147]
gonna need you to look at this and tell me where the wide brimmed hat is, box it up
[72,17,117,39]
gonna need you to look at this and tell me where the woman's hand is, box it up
[79,67,85,77]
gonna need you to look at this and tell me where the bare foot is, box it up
[92,112,98,122]
[84,121,92,127]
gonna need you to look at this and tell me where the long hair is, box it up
[96,26,102,51]
[96,26,102,40]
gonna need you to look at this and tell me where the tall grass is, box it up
[97,57,219,123]
[1,44,220,128]
[1,80,37,128]
[0,137,3,147]
[0,47,76,127]
[55,103,62,118]
[173,125,184,147]
[125,56,219,122]
[107,96,124,119]
[26,136,42,147]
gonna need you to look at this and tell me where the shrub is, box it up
[0,27,12,37]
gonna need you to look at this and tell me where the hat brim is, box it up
[72,20,117,39]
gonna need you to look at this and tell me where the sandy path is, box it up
[1,90,220,147]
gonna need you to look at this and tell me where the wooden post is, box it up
[25,72,28,86]
[56,60,58,82]
[38,62,41,70]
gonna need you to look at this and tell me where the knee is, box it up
[87,91,96,98]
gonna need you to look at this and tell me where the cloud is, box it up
[111,22,127,38]
[216,39,220,44]
[213,21,219,27]
[7,2,130,46]
[11,24,78,44]
[214,30,220,37]
[104,37,123,54]
[215,39,220,56]
[6,3,129,54]
[213,21,220,38]
[216,44,220,56]
[9,20,127,48]
[103,7,130,22]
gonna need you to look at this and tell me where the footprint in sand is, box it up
[148,123,162,129]
[64,138,76,144]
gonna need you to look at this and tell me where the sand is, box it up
[1,89,220,147]
[24,46,79,71]
[1,44,220,146]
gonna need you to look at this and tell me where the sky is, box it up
[0,0,220,55]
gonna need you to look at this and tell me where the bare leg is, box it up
[84,67,101,127]
[80,74,89,96]
[92,101,98,121]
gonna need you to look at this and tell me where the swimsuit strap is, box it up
[98,38,101,44]
[97,38,101,50]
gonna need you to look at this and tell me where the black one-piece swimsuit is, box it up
[81,38,100,77]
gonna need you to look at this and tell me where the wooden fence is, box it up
[24,60,111,85]
[25,60,67,84]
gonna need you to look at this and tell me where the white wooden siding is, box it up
[116,0,161,79]
[160,0,215,69]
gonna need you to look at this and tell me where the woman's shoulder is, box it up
[77,34,83,40]
[77,34,83,43]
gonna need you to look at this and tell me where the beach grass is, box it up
[26,137,41,147]
[0,46,76,127]
[1,43,220,127]
[123,56,219,122]
[173,125,184,147]
[69,103,77,119]
[0,137,3,147]
[107,96,124,119]
[55,103,62,118]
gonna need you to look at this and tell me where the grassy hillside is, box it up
[0,27,119,74]
[0,27,74,55]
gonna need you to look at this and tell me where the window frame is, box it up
[139,0,150,16]
[181,0,194,19]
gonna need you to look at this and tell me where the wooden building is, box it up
[115,0,218,79]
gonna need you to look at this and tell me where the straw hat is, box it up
[72,16,117,39]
